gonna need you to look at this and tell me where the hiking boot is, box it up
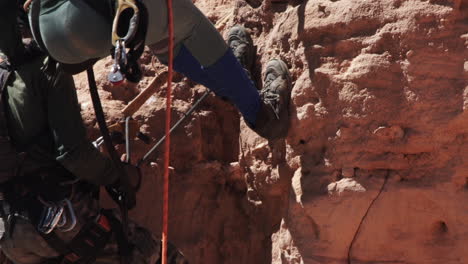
[227,25,255,73]
[253,59,292,140]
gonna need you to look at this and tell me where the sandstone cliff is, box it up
[76,0,468,263]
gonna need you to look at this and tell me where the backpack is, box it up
[28,0,148,82]
[0,65,23,183]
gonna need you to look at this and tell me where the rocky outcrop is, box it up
[76,0,468,263]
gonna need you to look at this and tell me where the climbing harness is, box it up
[0,174,109,264]
[39,209,120,264]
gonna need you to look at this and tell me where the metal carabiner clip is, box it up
[111,0,140,45]
[57,199,77,232]
[37,203,64,234]
[108,40,127,84]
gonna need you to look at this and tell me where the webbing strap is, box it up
[8,187,111,264]
[61,212,113,264]
[86,68,131,264]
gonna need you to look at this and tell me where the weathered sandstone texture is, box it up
[76,0,468,263]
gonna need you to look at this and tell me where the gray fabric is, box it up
[33,0,227,66]
[36,0,112,64]
[151,4,228,67]
[181,13,228,67]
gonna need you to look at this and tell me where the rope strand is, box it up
[162,0,174,263]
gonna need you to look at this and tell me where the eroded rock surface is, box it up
[75,0,468,263]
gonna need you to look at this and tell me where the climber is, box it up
[27,0,292,140]
[0,1,187,263]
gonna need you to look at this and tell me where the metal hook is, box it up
[57,199,77,232]
[108,40,127,84]
[111,0,140,45]
[37,205,64,234]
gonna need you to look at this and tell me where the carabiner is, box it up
[37,204,64,234]
[111,0,140,45]
[108,40,127,84]
[57,199,77,232]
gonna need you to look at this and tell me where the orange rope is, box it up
[162,0,174,263]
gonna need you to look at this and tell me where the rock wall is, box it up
[76,0,468,263]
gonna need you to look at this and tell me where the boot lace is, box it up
[261,77,280,120]
[229,39,249,68]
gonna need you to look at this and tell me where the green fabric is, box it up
[3,56,118,185]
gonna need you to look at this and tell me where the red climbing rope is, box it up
[162,0,174,263]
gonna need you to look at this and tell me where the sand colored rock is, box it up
[74,0,468,263]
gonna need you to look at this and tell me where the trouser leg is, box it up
[150,4,261,125]
[168,45,261,126]
[148,0,228,66]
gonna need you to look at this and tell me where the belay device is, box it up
[108,0,148,85]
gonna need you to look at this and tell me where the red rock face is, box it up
[76,0,468,263]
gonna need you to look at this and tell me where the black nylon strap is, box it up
[86,68,131,264]
[61,212,113,264]
[101,210,133,257]
[30,204,114,264]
